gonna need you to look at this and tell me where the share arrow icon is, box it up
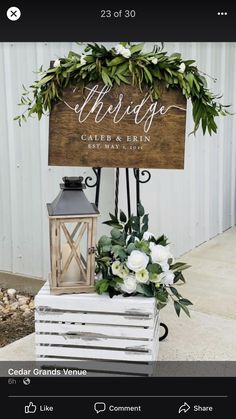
[178,402,191,413]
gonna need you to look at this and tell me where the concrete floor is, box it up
[159,226,236,360]
[0,227,236,361]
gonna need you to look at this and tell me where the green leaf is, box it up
[143,66,153,83]
[120,210,127,223]
[143,214,149,225]
[179,303,191,317]
[186,72,194,88]
[68,50,80,59]
[169,52,181,60]
[179,298,193,306]
[137,203,145,217]
[96,279,109,294]
[141,223,148,234]
[126,242,136,254]
[111,228,122,239]
[117,73,130,84]
[135,240,150,254]
[109,213,118,223]
[101,69,112,86]
[171,262,191,272]
[174,272,186,283]
[98,235,112,246]
[155,287,168,302]
[118,248,127,261]
[112,245,122,256]
[147,263,162,274]
[107,56,126,66]
[155,234,169,246]
[35,75,54,87]
[101,244,112,253]
[174,301,181,317]
[110,278,123,288]
[136,283,153,297]
[169,286,181,299]
[130,43,144,54]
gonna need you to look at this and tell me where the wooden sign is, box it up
[49,82,187,169]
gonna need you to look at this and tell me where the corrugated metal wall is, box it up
[0,42,235,279]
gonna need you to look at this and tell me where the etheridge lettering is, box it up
[64,85,186,133]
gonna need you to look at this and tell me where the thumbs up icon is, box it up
[24,402,37,414]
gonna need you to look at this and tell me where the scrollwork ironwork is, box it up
[133,169,151,184]
[84,168,99,188]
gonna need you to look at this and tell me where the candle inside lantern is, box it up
[61,242,81,283]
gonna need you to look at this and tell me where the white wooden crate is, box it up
[35,282,159,374]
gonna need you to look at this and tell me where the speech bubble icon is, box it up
[94,402,106,414]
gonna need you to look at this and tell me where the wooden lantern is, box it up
[47,176,99,295]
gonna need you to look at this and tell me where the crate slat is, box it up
[35,310,155,327]
[36,358,153,375]
[35,333,153,351]
[35,321,156,339]
[35,345,153,362]
[35,283,156,314]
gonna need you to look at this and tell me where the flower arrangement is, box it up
[15,42,230,135]
[95,204,192,317]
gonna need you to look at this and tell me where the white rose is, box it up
[150,243,172,263]
[114,44,131,58]
[120,275,137,294]
[150,57,158,65]
[127,250,149,272]
[122,48,131,58]
[159,261,169,272]
[179,63,186,73]
[114,44,124,55]
[53,59,60,68]
[80,54,86,65]
[135,269,149,284]
[112,261,121,276]
[159,270,175,286]
[143,231,154,240]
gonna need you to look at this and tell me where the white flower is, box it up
[135,269,149,283]
[120,275,137,294]
[53,59,60,68]
[112,261,121,276]
[159,270,175,286]
[127,250,149,272]
[80,54,87,65]
[150,57,158,65]
[159,261,169,272]
[179,63,186,73]
[150,243,172,263]
[143,231,154,241]
[114,44,131,58]
[122,48,131,58]
[114,44,124,55]
[119,265,129,279]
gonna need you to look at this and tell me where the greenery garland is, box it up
[15,42,231,135]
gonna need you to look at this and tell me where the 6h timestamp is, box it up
[100,10,136,18]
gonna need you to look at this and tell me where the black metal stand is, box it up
[85,168,101,208]
[85,167,151,216]
[85,166,168,341]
